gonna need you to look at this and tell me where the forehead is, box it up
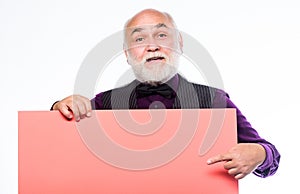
[127,13,173,27]
[125,11,174,34]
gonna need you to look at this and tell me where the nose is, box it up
[145,38,160,52]
[146,44,160,52]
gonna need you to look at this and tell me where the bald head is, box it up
[124,9,177,29]
[123,9,181,48]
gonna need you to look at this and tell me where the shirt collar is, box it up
[135,74,179,91]
[165,73,179,92]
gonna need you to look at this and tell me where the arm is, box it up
[232,99,281,178]
[208,90,280,179]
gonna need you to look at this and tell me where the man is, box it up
[51,8,280,180]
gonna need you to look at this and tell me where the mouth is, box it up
[146,56,165,62]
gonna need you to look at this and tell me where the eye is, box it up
[157,33,167,38]
[135,37,144,42]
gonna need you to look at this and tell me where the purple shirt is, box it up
[91,74,280,178]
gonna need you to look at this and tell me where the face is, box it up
[124,10,183,84]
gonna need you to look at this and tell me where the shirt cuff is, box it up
[50,101,60,111]
[253,143,273,178]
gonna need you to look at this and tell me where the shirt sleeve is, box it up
[213,89,281,178]
[91,92,104,109]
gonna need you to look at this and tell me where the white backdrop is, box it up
[1,0,299,193]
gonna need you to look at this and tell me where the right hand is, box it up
[52,95,92,122]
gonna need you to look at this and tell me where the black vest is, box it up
[97,75,226,109]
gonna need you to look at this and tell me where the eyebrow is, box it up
[130,27,144,36]
[130,23,169,36]
[154,23,168,29]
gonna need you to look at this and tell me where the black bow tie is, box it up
[135,83,176,99]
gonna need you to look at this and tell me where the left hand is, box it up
[207,143,266,180]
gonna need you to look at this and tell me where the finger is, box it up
[59,104,73,119]
[234,173,246,180]
[228,167,248,180]
[77,101,88,119]
[77,104,86,119]
[207,154,232,165]
[84,98,92,117]
[228,168,239,176]
[71,102,81,122]
[82,97,92,117]
[223,160,236,170]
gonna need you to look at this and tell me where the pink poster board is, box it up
[18,109,238,194]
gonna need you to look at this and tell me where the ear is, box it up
[178,32,183,53]
[123,43,129,64]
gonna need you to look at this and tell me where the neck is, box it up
[144,81,162,86]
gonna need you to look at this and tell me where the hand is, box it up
[207,143,266,179]
[52,95,92,122]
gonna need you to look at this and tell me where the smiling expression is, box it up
[123,9,183,83]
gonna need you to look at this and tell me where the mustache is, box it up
[141,52,169,63]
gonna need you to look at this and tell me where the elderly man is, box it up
[51,8,280,180]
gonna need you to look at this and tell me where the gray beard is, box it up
[132,63,178,84]
[129,55,180,84]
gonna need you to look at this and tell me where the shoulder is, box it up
[179,75,229,97]
[95,79,139,98]
[178,75,230,108]
[92,80,139,109]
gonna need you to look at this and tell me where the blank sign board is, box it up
[18,109,238,194]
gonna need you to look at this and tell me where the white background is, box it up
[1,0,299,193]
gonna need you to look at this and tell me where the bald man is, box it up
[51,9,280,180]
